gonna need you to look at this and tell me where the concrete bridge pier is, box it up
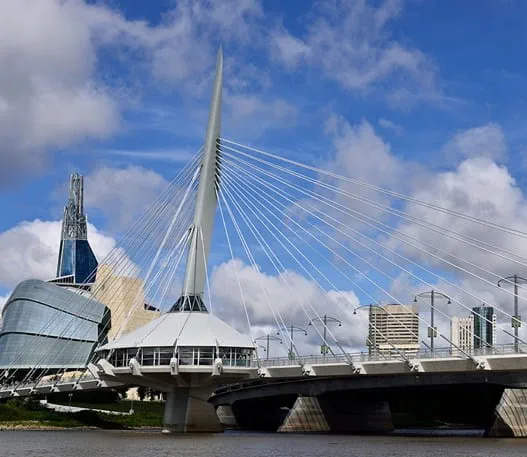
[277,394,393,434]
[278,396,329,432]
[488,388,527,437]
[216,405,239,429]
[162,386,223,433]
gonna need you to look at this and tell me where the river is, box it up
[2,430,527,457]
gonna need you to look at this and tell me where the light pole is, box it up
[353,304,385,356]
[286,325,308,360]
[254,334,282,360]
[498,274,527,353]
[308,314,342,359]
[414,290,451,353]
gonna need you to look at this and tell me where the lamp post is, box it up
[498,274,527,353]
[414,290,451,353]
[308,314,342,359]
[353,304,385,356]
[254,334,282,360]
[286,325,308,360]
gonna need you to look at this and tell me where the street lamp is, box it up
[498,274,527,353]
[414,290,451,352]
[285,325,308,360]
[308,314,342,359]
[254,334,282,360]
[353,304,385,356]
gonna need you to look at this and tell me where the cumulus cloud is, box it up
[0,0,267,184]
[211,259,366,354]
[85,166,169,230]
[0,0,123,183]
[443,123,507,162]
[391,157,527,277]
[0,219,115,290]
[300,115,425,235]
[325,116,404,188]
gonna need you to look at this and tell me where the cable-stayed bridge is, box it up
[2,49,527,436]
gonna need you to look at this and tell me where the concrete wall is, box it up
[92,264,159,341]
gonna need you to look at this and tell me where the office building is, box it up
[472,304,497,349]
[450,315,474,353]
[368,304,420,356]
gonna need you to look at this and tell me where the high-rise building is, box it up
[472,304,497,350]
[53,172,98,286]
[450,315,474,353]
[368,304,420,356]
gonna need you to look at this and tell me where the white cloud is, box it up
[211,259,366,354]
[271,31,311,68]
[326,116,404,187]
[0,0,266,183]
[378,117,404,136]
[85,166,169,230]
[443,123,507,162]
[271,0,440,106]
[311,115,425,232]
[0,219,115,289]
[0,0,123,182]
[391,157,527,277]
[0,295,7,313]
[148,0,262,86]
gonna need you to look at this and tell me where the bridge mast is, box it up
[172,48,223,313]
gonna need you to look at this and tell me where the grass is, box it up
[0,398,165,429]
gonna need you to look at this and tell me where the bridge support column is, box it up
[278,395,330,433]
[216,405,239,429]
[488,388,527,437]
[162,386,223,433]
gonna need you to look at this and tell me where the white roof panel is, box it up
[100,312,253,350]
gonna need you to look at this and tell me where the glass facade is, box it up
[472,305,497,349]
[0,279,109,369]
[56,239,98,284]
[106,346,253,368]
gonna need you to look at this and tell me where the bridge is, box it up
[2,48,527,436]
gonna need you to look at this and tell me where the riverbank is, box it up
[0,398,164,430]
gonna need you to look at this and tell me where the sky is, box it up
[1,0,527,356]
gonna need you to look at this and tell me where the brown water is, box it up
[2,430,527,457]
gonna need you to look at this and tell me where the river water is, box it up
[2,430,527,457]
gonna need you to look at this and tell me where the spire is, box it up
[61,172,87,240]
[172,48,223,312]
[56,172,98,284]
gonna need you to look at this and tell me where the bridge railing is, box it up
[254,343,527,368]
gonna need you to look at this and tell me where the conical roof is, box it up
[99,312,253,350]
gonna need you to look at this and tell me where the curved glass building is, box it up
[0,279,109,370]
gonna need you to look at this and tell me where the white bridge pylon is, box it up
[94,48,257,433]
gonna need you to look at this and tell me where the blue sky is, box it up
[1,0,527,349]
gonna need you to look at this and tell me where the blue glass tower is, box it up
[55,172,98,284]
[472,304,497,349]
